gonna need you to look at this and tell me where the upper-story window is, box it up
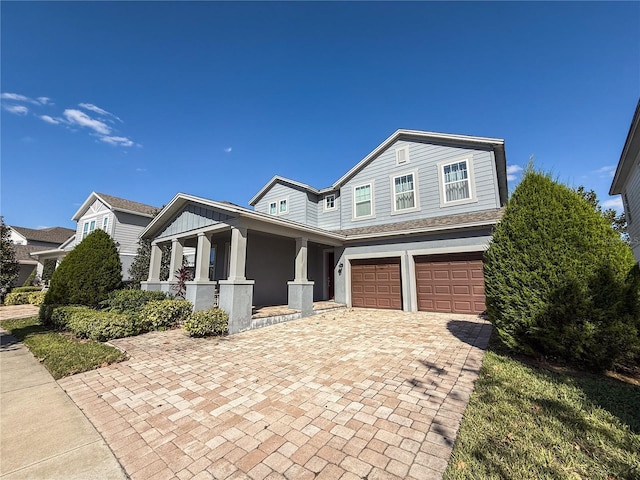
[279,199,288,214]
[623,193,633,224]
[269,202,277,215]
[354,183,373,218]
[439,157,476,206]
[324,194,336,211]
[82,219,96,239]
[102,216,109,231]
[395,146,410,166]
[393,173,416,211]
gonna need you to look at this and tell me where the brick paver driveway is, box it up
[59,308,491,480]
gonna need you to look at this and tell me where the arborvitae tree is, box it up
[0,217,19,292]
[484,168,638,370]
[22,267,37,286]
[44,229,122,308]
[127,239,171,288]
[41,259,56,282]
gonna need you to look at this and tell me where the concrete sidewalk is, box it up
[0,326,127,479]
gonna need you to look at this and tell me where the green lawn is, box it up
[2,316,125,379]
[444,340,640,480]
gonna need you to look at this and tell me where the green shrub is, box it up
[100,289,167,313]
[140,299,192,330]
[44,230,122,309]
[484,168,639,370]
[50,305,142,341]
[183,308,228,337]
[42,259,56,282]
[27,291,46,306]
[4,292,30,305]
[12,286,42,293]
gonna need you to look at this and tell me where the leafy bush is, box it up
[42,259,56,282]
[484,168,639,370]
[27,291,46,306]
[44,230,122,309]
[140,299,192,330]
[183,308,228,337]
[4,292,30,305]
[12,286,42,293]
[100,289,167,313]
[50,305,143,341]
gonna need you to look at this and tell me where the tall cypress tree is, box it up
[0,217,19,292]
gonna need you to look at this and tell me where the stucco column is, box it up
[227,226,248,281]
[148,242,162,282]
[294,237,308,281]
[169,238,184,280]
[194,232,212,282]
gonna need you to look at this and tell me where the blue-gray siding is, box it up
[254,183,310,224]
[622,156,640,262]
[156,203,233,239]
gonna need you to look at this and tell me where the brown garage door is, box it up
[415,252,485,314]
[351,258,402,310]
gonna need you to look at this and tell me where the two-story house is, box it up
[8,226,75,286]
[140,130,507,334]
[31,192,159,281]
[610,99,640,263]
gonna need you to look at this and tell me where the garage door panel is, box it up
[415,252,485,314]
[351,259,402,310]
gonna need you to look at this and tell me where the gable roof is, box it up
[72,192,159,221]
[249,129,508,206]
[14,244,45,264]
[10,226,75,245]
[610,99,640,195]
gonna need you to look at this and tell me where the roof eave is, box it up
[343,219,500,242]
[249,175,321,206]
[610,99,640,195]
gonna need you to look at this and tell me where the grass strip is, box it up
[444,342,640,480]
[2,316,125,379]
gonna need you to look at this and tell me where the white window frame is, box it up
[82,222,89,239]
[437,156,477,207]
[390,171,420,214]
[269,202,277,215]
[352,182,375,220]
[395,146,410,166]
[623,193,633,224]
[102,216,109,232]
[279,198,288,215]
[324,193,336,211]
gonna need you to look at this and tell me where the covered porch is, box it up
[140,194,344,334]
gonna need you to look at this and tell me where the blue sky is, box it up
[2,1,638,230]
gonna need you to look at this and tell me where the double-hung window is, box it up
[279,199,288,214]
[324,194,335,211]
[441,159,473,203]
[393,173,416,211]
[102,216,109,231]
[82,220,96,239]
[354,184,372,218]
[269,202,277,215]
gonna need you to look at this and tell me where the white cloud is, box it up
[602,197,623,210]
[594,165,616,178]
[37,97,52,105]
[2,104,28,115]
[1,92,30,102]
[506,164,523,181]
[100,135,134,147]
[224,147,232,153]
[39,114,61,125]
[63,109,111,135]
[135,167,147,172]
[79,103,122,122]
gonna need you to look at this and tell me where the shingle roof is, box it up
[13,244,47,263]
[11,226,75,245]
[339,208,504,238]
[95,193,159,216]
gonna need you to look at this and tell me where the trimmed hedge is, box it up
[4,290,46,306]
[140,299,193,330]
[183,308,228,337]
[12,286,42,293]
[100,289,168,313]
[51,306,144,341]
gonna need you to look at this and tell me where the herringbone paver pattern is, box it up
[59,308,491,480]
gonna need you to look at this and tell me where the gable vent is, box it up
[396,146,409,165]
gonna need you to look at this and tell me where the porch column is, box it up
[148,242,162,282]
[194,232,212,281]
[219,226,254,334]
[186,232,218,311]
[169,238,184,280]
[288,237,314,315]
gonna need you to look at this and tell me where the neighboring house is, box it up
[610,99,640,264]
[31,192,159,281]
[8,226,75,286]
[141,129,508,334]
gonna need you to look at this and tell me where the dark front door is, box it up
[327,252,335,299]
